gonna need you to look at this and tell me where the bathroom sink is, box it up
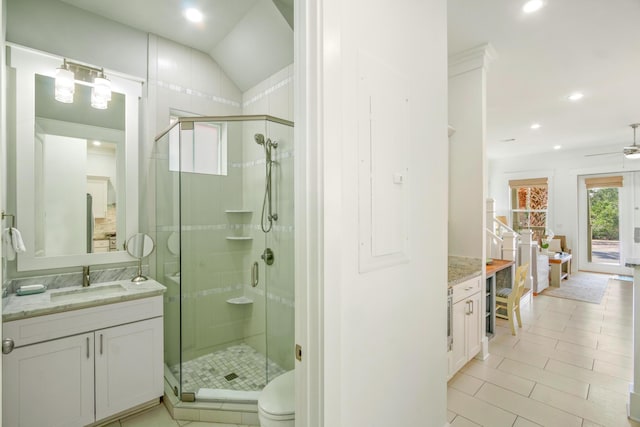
[50,283,127,303]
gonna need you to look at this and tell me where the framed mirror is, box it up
[9,44,144,271]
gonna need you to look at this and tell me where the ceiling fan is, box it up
[585,123,640,159]
[623,123,640,159]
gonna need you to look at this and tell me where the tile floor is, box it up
[169,343,286,392]
[107,274,640,427]
[448,275,640,427]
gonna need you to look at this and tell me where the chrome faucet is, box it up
[82,266,90,287]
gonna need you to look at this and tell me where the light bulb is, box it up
[54,67,75,103]
[91,76,111,109]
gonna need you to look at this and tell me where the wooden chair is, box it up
[496,263,529,335]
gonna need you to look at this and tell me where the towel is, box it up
[2,227,26,261]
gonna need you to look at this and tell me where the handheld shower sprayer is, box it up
[254,133,278,232]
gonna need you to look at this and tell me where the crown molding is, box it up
[448,43,497,78]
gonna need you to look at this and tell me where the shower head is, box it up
[254,133,265,145]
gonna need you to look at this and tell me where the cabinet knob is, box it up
[2,338,14,354]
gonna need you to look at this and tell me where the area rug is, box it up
[540,271,610,304]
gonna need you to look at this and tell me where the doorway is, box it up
[578,173,633,275]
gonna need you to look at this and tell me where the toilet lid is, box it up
[258,371,295,417]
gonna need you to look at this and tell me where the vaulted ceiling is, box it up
[59,0,293,91]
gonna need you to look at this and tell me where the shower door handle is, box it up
[251,262,259,287]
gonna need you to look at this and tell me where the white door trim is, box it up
[294,1,324,426]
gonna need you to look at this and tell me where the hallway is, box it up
[447,275,640,426]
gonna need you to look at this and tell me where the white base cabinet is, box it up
[3,296,164,427]
[4,333,95,427]
[95,318,164,420]
[448,276,482,378]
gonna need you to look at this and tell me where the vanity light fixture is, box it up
[553,145,561,150]
[530,123,541,130]
[523,0,544,13]
[54,59,75,103]
[91,72,112,110]
[54,59,112,110]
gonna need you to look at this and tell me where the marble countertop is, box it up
[3,279,166,322]
[448,255,483,287]
[625,258,640,267]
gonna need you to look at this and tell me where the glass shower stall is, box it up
[153,115,294,402]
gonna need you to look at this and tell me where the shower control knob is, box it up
[2,338,14,354]
[261,248,275,266]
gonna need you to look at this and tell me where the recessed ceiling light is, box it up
[92,140,101,146]
[553,145,561,150]
[184,8,203,23]
[530,123,541,130]
[568,92,584,101]
[523,0,544,13]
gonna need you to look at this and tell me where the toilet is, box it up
[258,370,295,427]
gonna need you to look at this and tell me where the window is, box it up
[509,178,548,241]
[169,120,227,176]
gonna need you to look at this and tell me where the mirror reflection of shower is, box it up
[255,133,279,233]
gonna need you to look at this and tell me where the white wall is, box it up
[42,135,87,256]
[6,0,147,78]
[87,147,117,204]
[315,0,449,425]
[448,46,493,259]
[489,143,640,273]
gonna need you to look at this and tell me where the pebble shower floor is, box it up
[170,343,286,392]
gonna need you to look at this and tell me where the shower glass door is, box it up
[154,116,294,403]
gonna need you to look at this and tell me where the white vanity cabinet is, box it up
[448,276,482,377]
[95,317,163,420]
[4,332,95,427]
[3,295,164,427]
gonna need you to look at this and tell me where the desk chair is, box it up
[496,263,529,336]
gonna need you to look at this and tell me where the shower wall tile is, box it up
[267,80,290,121]
[240,66,295,371]
[182,298,197,351]
[242,80,270,116]
[267,304,295,370]
[190,49,221,97]
[220,70,243,108]
[157,37,192,89]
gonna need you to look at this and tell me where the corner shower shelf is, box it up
[224,210,253,214]
[225,236,253,241]
[226,296,254,305]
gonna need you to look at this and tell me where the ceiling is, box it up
[448,0,640,159]
[56,1,640,160]
[60,0,293,91]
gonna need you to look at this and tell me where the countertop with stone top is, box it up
[448,256,483,287]
[626,258,640,267]
[3,279,166,322]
